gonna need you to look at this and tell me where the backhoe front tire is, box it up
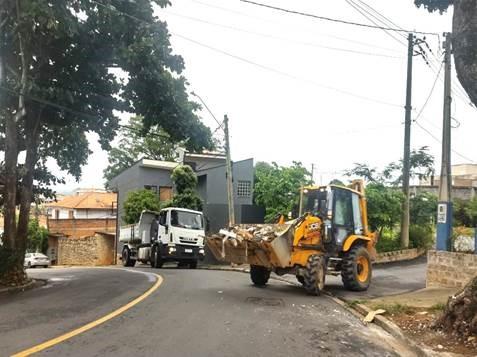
[341,245,372,291]
[303,254,326,296]
[250,265,271,286]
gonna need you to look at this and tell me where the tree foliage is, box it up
[26,219,49,254]
[0,0,212,285]
[365,183,404,233]
[104,116,179,183]
[171,165,203,211]
[414,0,452,12]
[253,161,311,221]
[346,147,435,186]
[453,197,477,227]
[123,189,161,225]
[410,192,438,225]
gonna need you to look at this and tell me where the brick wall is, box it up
[375,248,425,264]
[48,218,116,238]
[427,250,477,288]
[57,233,114,265]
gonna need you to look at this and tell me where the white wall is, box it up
[49,208,116,219]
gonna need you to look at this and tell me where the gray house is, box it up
[108,152,264,232]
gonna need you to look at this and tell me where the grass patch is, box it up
[345,299,366,308]
[429,303,446,312]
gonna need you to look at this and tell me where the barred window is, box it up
[237,180,251,197]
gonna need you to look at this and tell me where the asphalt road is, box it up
[0,266,414,357]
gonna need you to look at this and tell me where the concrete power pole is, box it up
[223,115,235,227]
[400,33,414,249]
[436,33,453,251]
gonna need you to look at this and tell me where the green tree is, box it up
[0,0,213,285]
[365,183,404,234]
[254,161,311,221]
[123,189,161,225]
[104,116,179,183]
[410,192,438,225]
[453,197,477,227]
[171,165,203,211]
[26,219,49,254]
[415,1,477,108]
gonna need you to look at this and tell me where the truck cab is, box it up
[120,207,206,269]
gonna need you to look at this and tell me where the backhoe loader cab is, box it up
[206,180,377,295]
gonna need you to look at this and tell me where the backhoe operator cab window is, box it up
[304,190,328,218]
[332,188,364,246]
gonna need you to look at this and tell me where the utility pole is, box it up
[436,33,453,251]
[223,115,235,227]
[311,163,315,185]
[400,33,414,249]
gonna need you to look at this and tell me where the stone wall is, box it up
[57,233,115,266]
[48,218,116,238]
[427,250,477,288]
[375,248,425,264]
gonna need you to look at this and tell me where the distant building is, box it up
[108,152,264,233]
[415,164,477,200]
[46,191,117,265]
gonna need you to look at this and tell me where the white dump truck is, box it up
[120,207,206,269]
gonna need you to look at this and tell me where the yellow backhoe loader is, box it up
[206,180,377,295]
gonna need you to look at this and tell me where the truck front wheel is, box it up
[122,247,136,267]
[150,246,163,269]
[250,265,271,286]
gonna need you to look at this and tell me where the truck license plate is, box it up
[185,248,193,253]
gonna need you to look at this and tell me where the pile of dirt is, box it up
[388,307,477,355]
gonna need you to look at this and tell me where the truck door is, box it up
[158,210,168,244]
[332,188,354,247]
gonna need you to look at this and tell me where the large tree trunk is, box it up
[453,0,477,107]
[435,276,477,337]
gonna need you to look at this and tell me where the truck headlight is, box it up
[169,247,177,254]
[199,249,205,255]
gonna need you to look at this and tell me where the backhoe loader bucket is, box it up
[206,224,294,268]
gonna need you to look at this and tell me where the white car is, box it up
[24,253,50,268]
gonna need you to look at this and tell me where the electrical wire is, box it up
[179,0,403,53]
[164,11,403,59]
[90,0,403,108]
[239,0,439,36]
[413,60,443,123]
[345,0,406,47]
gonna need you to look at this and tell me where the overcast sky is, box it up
[52,0,477,192]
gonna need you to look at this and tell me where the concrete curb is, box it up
[0,278,47,296]
[199,265,431,356]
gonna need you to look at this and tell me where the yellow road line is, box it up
[12,272,163,357]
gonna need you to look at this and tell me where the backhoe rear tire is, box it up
[303,254,326,296]
[341,245,372,291]
[250,265,271,286]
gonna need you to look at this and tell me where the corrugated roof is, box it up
[47,192,116,210]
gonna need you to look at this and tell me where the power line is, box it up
[181,0,403,53]
[174,32,402,108]
[239,0,439,36]
[413,60,443,123]
[164,11,403,59]
[345,0,406,47]
[90,0,402,108]
[415,121,475,163]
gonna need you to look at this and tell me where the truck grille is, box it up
[179,237,198,244]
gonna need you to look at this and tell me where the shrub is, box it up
[376,234,401,253]
[408,224,434,249]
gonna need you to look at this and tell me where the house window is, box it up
[55,209,59,220]
[68,210,74,219]
[159,186,173,201]
[144,185,158,194]
[237,180,251,197]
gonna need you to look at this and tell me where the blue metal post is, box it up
[436,202,452,251]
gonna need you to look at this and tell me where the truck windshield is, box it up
[171,210,203,230]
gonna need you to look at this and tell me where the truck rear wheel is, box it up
[341,245,372,291]
[303,254,326,295]
[122,247,136,267]
[250,265,270,286]
[150,246,163,269]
